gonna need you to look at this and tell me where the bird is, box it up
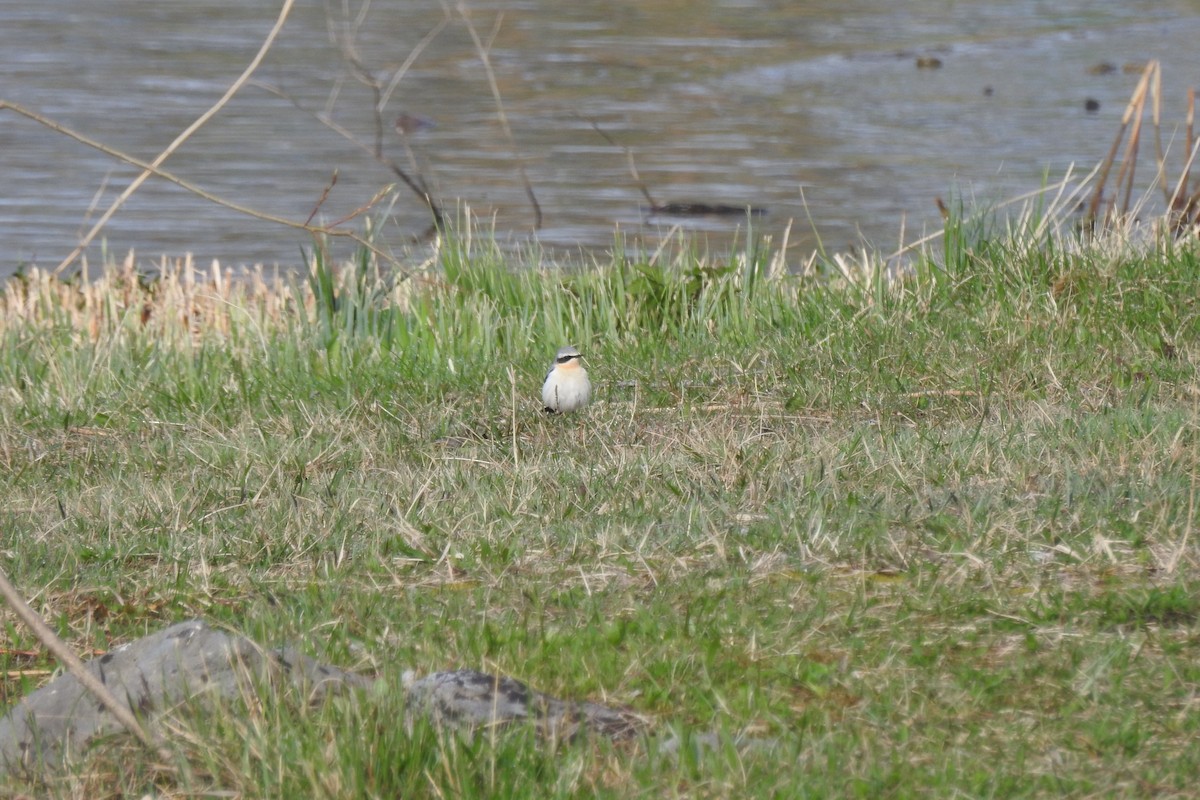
[542,345,591,413]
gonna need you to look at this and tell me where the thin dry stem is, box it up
[330,3,388,159]
[1167,138,1200,228]
[458,2,542,230]
[578,114,659,209]
[887,163,1100,262]
[55,0,298,275]
[0,563,170,762]
[0,101,395,268]
[251,79,444,231]
[305,169,340,227]
[1150,62,1170,205]
[1187,89,1196,205]
[260,2,448,229]
[1087,61,1156,227]
[1113,74,1148,219]
[379,13,451,110]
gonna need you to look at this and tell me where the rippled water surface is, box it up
[3,1,1198,276]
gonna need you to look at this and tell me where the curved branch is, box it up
[0,101,402,270]
[54,0,298,275]
[0,564,171,762]
[251,81,444,229]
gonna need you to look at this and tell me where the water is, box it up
[2,1,1198,277]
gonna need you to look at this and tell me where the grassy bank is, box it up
[2,208,1199,797]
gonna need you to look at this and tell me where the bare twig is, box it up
[0,564,170,762]
[251,80,444,229]
[458,2,542,229]
[1188,88,1196,199]
[1086,61,1156,228]
[327,1,447,175]
[55,0,298,275]
[578,113,659,209]
[1150,62,1170,205]
[1167,138,1200,233]
[330,5,388,159]
[291,0,451,231]
[305,169,340,226]
[379,13,451,111]
[327,185,397,228]
[1113,68,1149,219]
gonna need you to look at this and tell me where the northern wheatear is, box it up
[542,345,591,413]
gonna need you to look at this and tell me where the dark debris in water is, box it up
[646,203,768,218]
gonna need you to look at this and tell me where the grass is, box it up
[1,200,1198,797]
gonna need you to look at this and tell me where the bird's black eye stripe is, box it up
[556,354,579,364]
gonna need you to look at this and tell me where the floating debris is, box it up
[648,202,767,217]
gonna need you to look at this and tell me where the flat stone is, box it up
[404,668,647,741]
[0,620,370,776]
[0,620,647,778]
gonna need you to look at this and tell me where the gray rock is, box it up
[0,619,370,777]
[0,620,647,778]
[404,668,647,741]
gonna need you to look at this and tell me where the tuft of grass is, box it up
[1,203,1199,797]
